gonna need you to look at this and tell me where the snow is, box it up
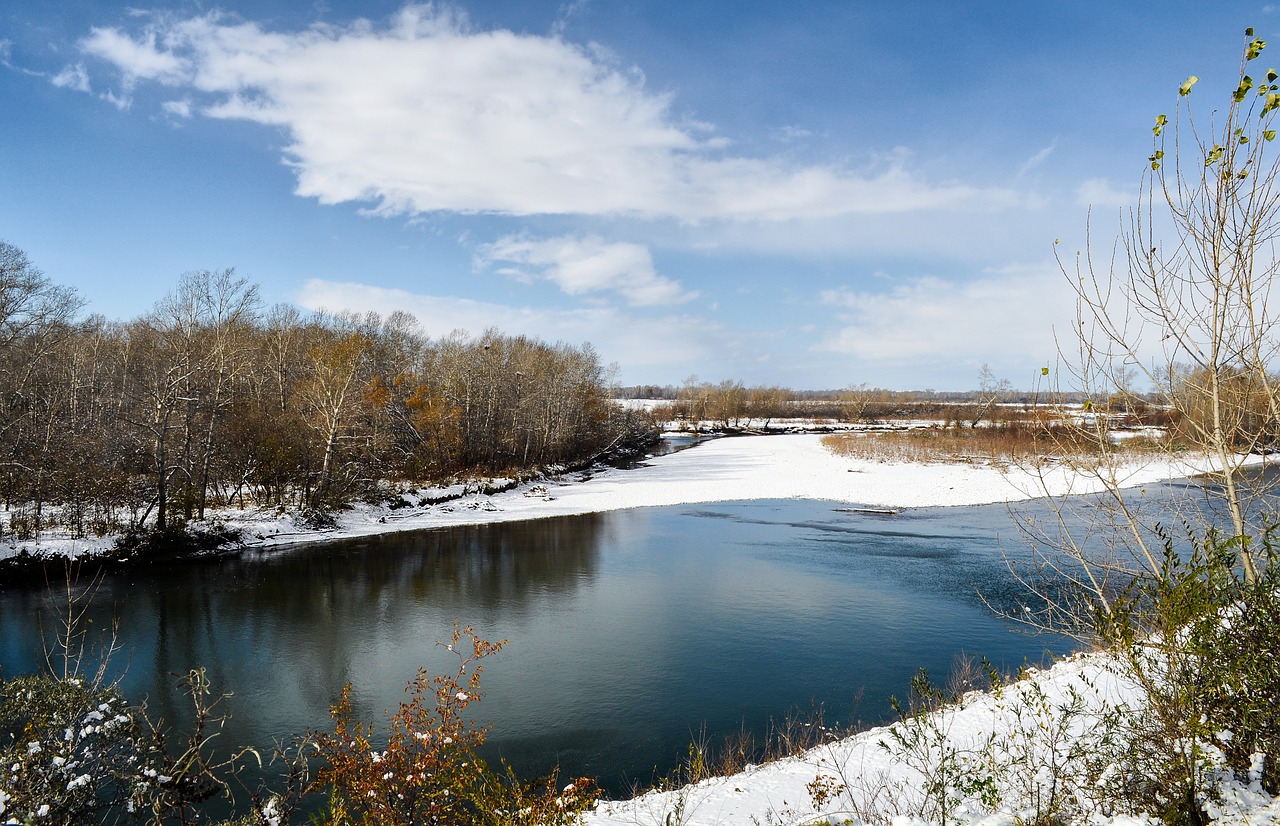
[0,433,1250,561]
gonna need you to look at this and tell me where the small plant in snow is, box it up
[878,667,1001,826]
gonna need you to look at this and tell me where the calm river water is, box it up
[0,497,1078,795]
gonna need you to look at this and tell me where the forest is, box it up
[0,242,654,544]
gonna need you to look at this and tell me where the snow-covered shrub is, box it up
[1085,524,1280,824]
[0,667,307,826]
[292,506,340,531]
[0,674,141,823]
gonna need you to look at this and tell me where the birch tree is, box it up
[295,320,375,506]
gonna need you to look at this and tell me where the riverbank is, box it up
[0,432,1247,562]
[584,646,1280,826]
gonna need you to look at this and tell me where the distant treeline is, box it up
[0,243,652,541]
[619,379,1102,430]
[618,383,1092,405]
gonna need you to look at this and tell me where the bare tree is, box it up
[153,270,261,519]
[1057,29,1280,589]
[0,243,84,533]
[970,364,1012,428]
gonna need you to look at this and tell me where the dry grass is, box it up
[636,701,856,797]
[822,422,1170,466]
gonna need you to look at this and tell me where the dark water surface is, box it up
[0,498,1075,795]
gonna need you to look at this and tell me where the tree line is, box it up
[0,243,651,541]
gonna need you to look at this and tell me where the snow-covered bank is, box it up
[583,649,1279,826]
[1,433,1245,560]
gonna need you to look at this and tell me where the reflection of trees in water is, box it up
[0,514,606,751]
[245,512,606,619]
[178,515,604,716]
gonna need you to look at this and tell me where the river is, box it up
[0,495,1086,798]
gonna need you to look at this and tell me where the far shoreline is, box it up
[1,431,1243,577]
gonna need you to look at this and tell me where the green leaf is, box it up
[1248,27,1256,37]
[1248,37,1267,61]
[1236,75,1255,102]
[1269,68,1278,83]
[1180,75,1200,96]
[1041,367,1050,376]
[1154,113,1168,136]
[1265,129,1276,141]
[1206,144,1225,166]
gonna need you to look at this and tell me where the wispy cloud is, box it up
[478,235,697,306]
[161,98,192,118]
[816,263,1073,374]
[1075,177,1133,210]
[50,63,91,93]
[551,0,591,37]
[80,26,188,89]
[1017,141,1056,177]
[772,125,815,142]
[64,5,1022,223]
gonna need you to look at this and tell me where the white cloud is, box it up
[772,125,815,141]
[51,63,91,93]
[816,264,1075,373]
[478,235,696,306]
[161,98,192,118]
[80,26,188,87]
[71,5,1021,223]
[1017,141,1055,177]
[295,278,723,374]
[1075,177,1133,210]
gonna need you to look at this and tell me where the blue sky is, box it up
[0,1,1271,389]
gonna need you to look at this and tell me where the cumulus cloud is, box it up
[295,278,723,374]
[816,264,1075,371]
[67,5,1020,223]
[478,235,696,306]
